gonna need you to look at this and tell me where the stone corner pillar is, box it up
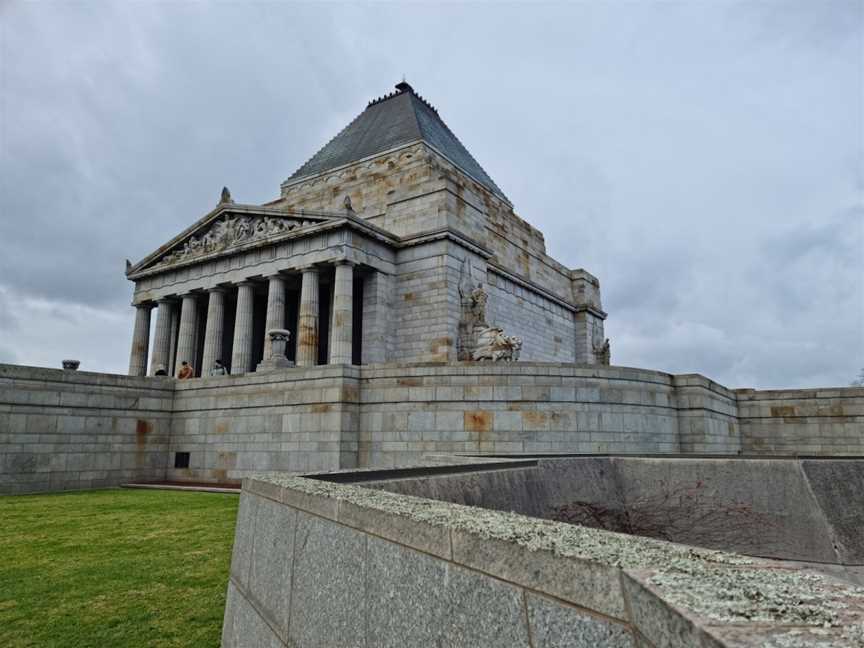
[201,287,227,376]
[329,260,355,365]
[149,298,175,376]
[231,281,256,375]
[128,302,153,376]
[297,266,320,367]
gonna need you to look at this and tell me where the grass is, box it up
[0,488,239,648]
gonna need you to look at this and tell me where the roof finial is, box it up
[395,79,413,94]
[220,186,234,204]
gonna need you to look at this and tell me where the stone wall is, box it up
[0,365,172,494]
[486,269,576,362]
[3,361,863,494]
[737,387,864,455]
[675,375,740,454]
[367,456,864,569]
[223,473,864,648]
[168,365,360,482]
[357,364,682,468]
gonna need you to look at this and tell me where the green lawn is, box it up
[0,488,239,648]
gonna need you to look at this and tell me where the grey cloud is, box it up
[1,2,861,388]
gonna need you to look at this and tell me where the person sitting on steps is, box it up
[210,359,228,376]
[177,361,194,380]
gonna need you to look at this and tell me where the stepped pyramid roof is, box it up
[286,81,509,204]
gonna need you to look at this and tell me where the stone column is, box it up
[231,281,255,375]
[329,260,354,364]
[201,288,226,376]
[296,266,319,367]
[175,294,198,377]
[127,303,152,376]
[262,274,286,361]
[149,299,175,375]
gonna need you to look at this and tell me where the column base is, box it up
[256,358,296,372]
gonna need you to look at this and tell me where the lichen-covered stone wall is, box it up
[223,472,864,648]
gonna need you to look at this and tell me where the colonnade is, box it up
[127,261,357,377]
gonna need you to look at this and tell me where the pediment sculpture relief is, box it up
[157,214,319,267]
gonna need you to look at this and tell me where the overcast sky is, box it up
[1,1,861,389]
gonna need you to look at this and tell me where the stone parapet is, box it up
[0,364,172,494]
[3,362,863,493]
[222,472,864,648]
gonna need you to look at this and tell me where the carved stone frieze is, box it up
[156,214,319,267]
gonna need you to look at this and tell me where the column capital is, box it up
[264,271,286,279]
[298,264,320,274]
[132,301,155,310]
[333,258,356,267]
[208,286,228,294]
[235,280,256,288]
[156,297,175,306]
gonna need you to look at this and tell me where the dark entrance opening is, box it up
[174,452,191,469]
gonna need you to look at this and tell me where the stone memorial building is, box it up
[2,82,861,494]
[124,81,608,378]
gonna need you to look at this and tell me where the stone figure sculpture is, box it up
[472,328,522,362]
[456,256,522,362]
[343,195,354,212]
[220,186,233,203]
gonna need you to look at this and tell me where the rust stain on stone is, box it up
[135,419,151,446]
[403,292,415,301]
[429,337,452,352]
[522,411,548,428]
[217,452,236,469]
[398,378,423,387]
[215,422,228,434]
[312,404,332,413]
[341,386,359,401]
[465,411,492,434]
[770,406,797,417]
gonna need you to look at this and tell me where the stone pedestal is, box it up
[231,282,255,375]
[257,328,295,372]
[127,303,152,376]
[297,267,319,367]
[329,261,354,364]
[201,288,226,376]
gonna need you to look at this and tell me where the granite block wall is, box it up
[3,361,862,494]
[225,480,640,648]
[486,269,577,362]
[736,387,864,455]
[674,375,740,454]
[168,365,360,483]
[225,474,864,648]
[357,364,682,468]
[0,365,172,494]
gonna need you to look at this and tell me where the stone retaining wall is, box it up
[737,387,864,455]
[2,362,862,493]
[0,364,172,494]
[223,473,864,648]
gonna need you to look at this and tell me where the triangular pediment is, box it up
[128,203,337,277]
